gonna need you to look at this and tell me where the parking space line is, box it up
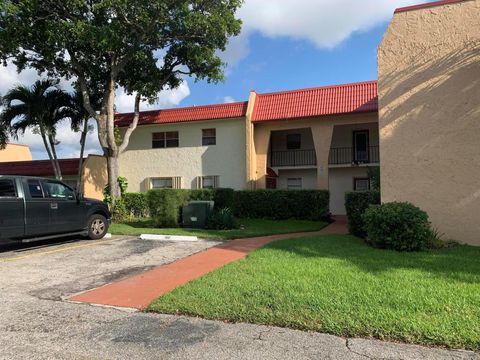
[0,237,124,263]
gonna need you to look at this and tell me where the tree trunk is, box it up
[48,133,62,180]
[107,155,119,201]
[39,126,58,179]
[105,79,120,202]
[76,119,89,191]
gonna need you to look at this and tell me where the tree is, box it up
[0,95,7,149]
[0,79,72,179]
[68,89,100,190]
[0,1,243,202]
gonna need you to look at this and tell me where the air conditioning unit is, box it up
[182,201,214,228]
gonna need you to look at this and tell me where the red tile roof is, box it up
[115,101,248,127]
[251,81,378,122]
[395,0,469,13]
[0,158,82,177]
[115,81,378,127]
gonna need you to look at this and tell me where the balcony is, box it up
[269,146,379,167]
[270,149,317,167]
[329,146,379,165]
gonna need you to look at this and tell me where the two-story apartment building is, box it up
[97,0,480,245]
[116,81,379,215]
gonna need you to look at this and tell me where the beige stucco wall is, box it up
[329,167,370,215]
[330,123,379,149]
[270,128,315,151]
[119,118,247,192]
[276,168,317,190]
[81,155,108,200]
[252,112,378,189]
[0,144,32,162]
[378,0,480,245]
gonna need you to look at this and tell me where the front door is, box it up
[353,130,369,163]
[42,180,83,233]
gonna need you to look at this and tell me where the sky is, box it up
[0,0,431,160]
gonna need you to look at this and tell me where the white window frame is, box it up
[197,175,219,189]
[287,177,302,189]
[149,176,182,189]
[152,131,179,149]
[354,178,370,191]
[202,128,216,146]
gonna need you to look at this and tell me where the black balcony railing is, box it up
[270,149,317,167]
[329,146,380,165]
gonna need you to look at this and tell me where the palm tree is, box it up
[0,79,72,179]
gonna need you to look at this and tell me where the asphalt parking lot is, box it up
[0,236,478,360]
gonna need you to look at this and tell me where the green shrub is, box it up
[145,189,223,227]
[147,189,189,227]
[212,188,235,210]
[206,208,239,230]
[234,190,329,220]
[363,202,434,251]
[123,192,149,218]
[367,166,380,191]
[345,191,380,237]
[188,189,213,201]
[111,201,128,223]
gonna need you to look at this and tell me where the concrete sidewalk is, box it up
[69,218,348,309]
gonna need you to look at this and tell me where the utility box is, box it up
[182,201,214,228]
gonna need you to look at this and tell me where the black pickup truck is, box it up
[0,176,111,245]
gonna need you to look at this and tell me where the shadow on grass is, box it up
[265,234,480,284]
[123,218,156,228]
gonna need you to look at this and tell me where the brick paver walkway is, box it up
[69,217,347,309]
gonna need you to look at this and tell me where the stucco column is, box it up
[245,91,257,189]
[253,125,271,189]
[311,123,334,189]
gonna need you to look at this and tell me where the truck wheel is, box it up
[87,214,108,240]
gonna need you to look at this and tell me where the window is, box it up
[286,134,301,150]
[44,181,75,199]
[354,178,370,191]
[152,131,179,148]
[0,179,16,197]
[287,178,302,189]
[151,177,173,189]
[27,180,44,198]
[198,176,219,189]
[202,128,216,146]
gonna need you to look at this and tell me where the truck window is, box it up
[0,179,16,197]
[27,180,45,198]
[44,181,75,199]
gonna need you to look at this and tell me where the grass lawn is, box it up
[109,218,328,240]
[148,234,480,350]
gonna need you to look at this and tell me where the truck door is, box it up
[23,178,51,236]
[0,177,24,240]
[42,180,83,233]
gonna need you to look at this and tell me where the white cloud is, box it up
[0,61,74,96]
[11,120,102,160]
[221,32,251,72]
[223,96,236,103]
[220,0,430,68]
[115,81,191,113]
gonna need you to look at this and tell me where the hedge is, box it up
[345,190,380,237]
[363,202,434,251]
[123,192,149,218]
[234,190,329,220]
[145,188,235,227]
[135,188,330,227]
